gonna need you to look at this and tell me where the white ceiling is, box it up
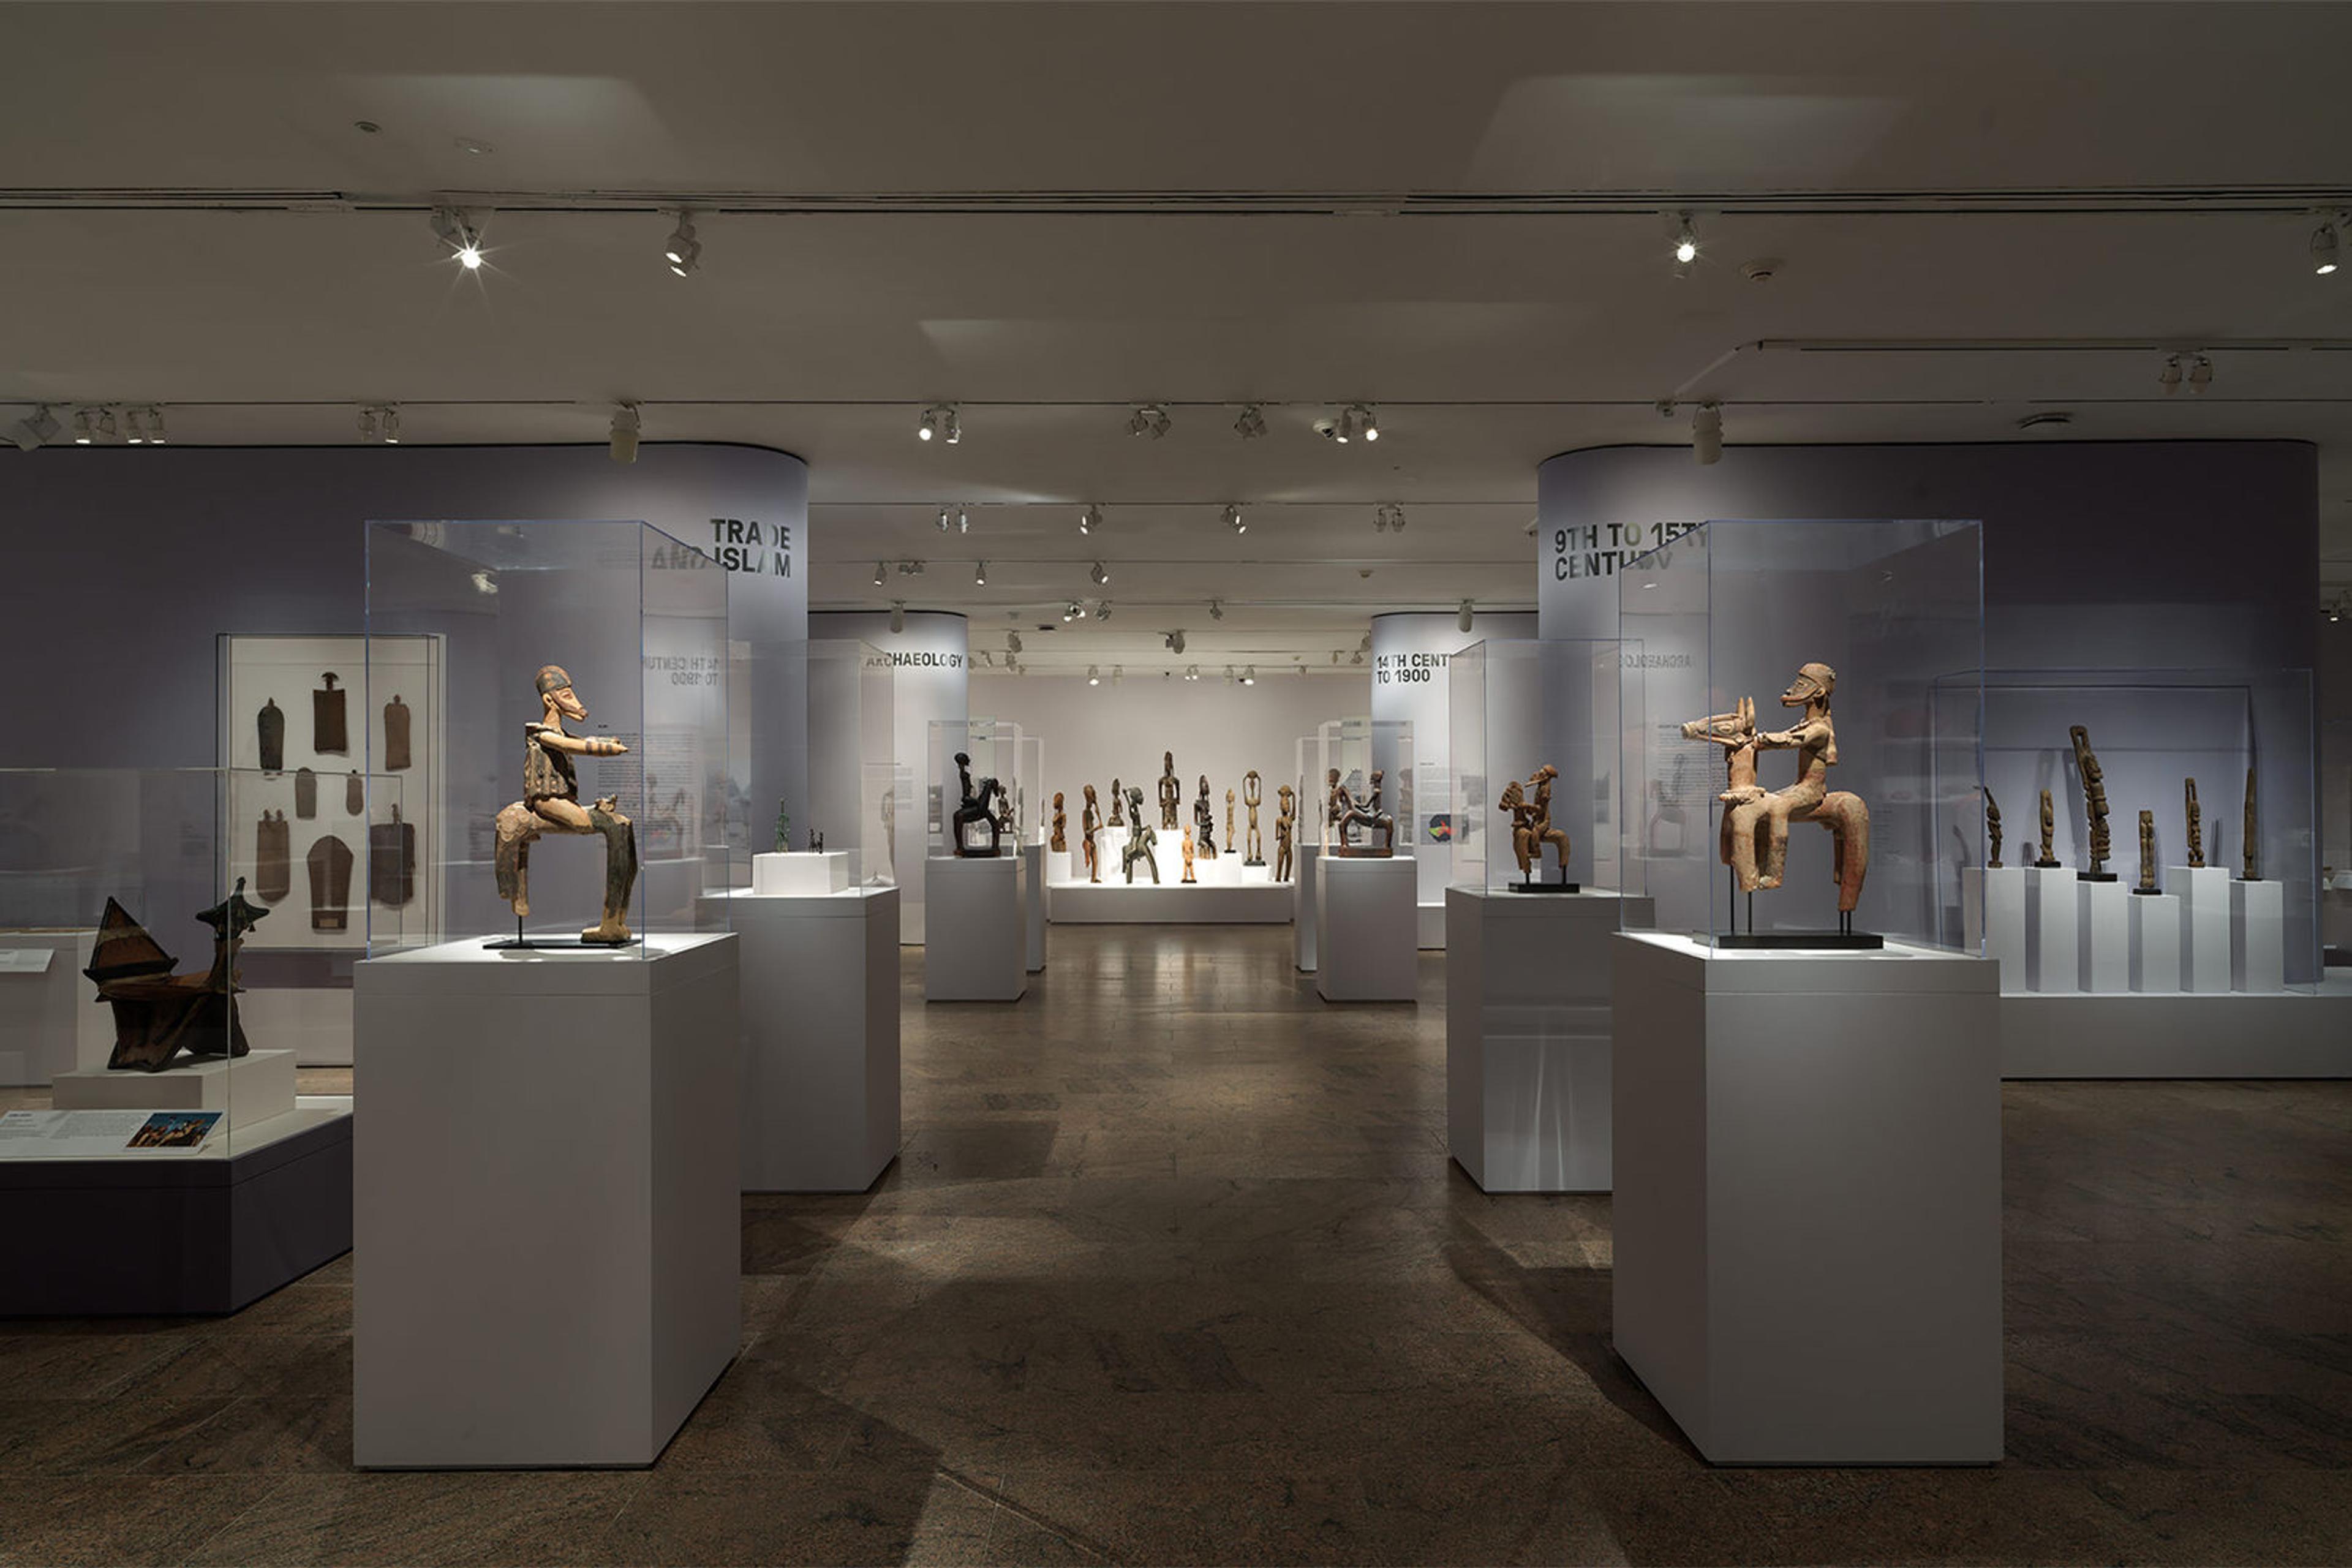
[4,1,2350,674]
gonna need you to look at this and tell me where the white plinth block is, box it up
[1294,845,1322,973]
[2233,879,2286,994]
[2128,894,2182,993]
[1316,855,1417,1003]
[1611,933,2002,1464]
[924,856,1027,1002]
[2026,867,2078,993]
[51,1047,297,1119]
[708,888,900,1193]
[1446,888,1653,1193]
[1020,844,1047,973]
[2076,878,2129,994]
[1964,867,2028,992]
[751,851,850,897]
[2173,865,2232,994]
[352,934,741,1468]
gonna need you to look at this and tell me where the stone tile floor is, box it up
[2,925,2348,1564]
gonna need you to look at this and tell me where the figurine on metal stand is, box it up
[1194,775,1218,859]
[2135,810,2159,894]
[2184,777,2204,867]
[1498,763,1576,891]
[2069,725,2114,880]
[1081,784,1102,883]
[951,750,1008,858]
[1985,787,2003,868]
[1273,784,1296,881]
[1121,785,1158,883]
[1243,771,1265,865]
[492,664,638,946]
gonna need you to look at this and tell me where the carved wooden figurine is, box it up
[2243,767,2259,880]
[2070,725,2112,878]
[1226,788,1237,853]
[492,665,639,944]
[2034,789,2060,869]
[2185,777,2204,868]
[1122,785,1159,883]
[1679,665,1870,922]
[1050,791,1068,853]
[1986,787,2003,869]
[1158,752,1181,829]
[1274,783,1295,881]
[86,880,271,1072]
[2138,809,2157,894]
[1331,769,1397,856]
[1194,776,1218,858]
[1109,777,1125,827]
[1181,825,1197,882]
[1243,771,1265,864]
[1081,784,1101,883]
[951,751,1008,858]
[1497,764,1571,887]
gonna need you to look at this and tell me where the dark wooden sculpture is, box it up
[1330,769,1397,857]
[2034,788,2060,869]
[2243,767,2259,880]
[1122,785,1158,883]
[492,664,638,944]
[1081,784,1101,883]
[1050,791,1068,853]
[2137,809,2158,894]
[1274,784,1295,881]
[2185,777,2204,868]
[1498,764,1572,889]
[1109,777,1125,827]
[951,750,1008,858]
[2070,725,2113,879]
[1158,752,1181,830]
[86,880,270,1072]
[1985,787,2003,869]
[1243,771,1265,865]
[1194,776,1218,859]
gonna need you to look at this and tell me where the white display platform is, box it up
[352,933,741,1468]
[1611,932,2002,1464]
[2232,879,2285,993]
[2128,893,2182,993]
[51,1047,296,1118]
[1316,856,1417,1003]
[2077,878,2128,994]
[1445,888,1653,1193]
[0,930,103,1085]
[1962,867,2029,993]
[924,855,1027,1002]
[1294,845,1321,973]
[2026,866,2078,992]
[2000,973,2352,1077]
[2174,865,2231,993]
[706,888,900,1193]
[1020,843,1046,972]
[751,851,850,897]
[1046,880,1292,924]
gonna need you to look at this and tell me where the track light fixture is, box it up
[1127,404,1172,439]
[609,402,641,464]
[936,507,951,533]
[898,559,926,576]
[1223,503,1246,536]
[957,505,970,533]
[97,407,116,442]
[2313,217,2341,277]
[1692,402,1723,466]
[124,409,146,445]
[2159,355,2184,394]
[1672,212,1699,277]
[1066,600,1088,621]
[1351,647,1365,666]
[1357,405,1379,443]
[1079,503,1101,535]
[1113,665,1123,685]
[357,407,377,442]
[1186,665,1201,682]
[9,405,61,452]
[1224,665,1236,684]
[72,409,94,445]
[1242,666,1256,685]
[144,406,167,445]
[1234,404,1268,440]
[889,600,906,635]
[2188,354,2213,394]
[379,407,399,444]
[1458,599,1475,635]
[1166,630,1186,654]
[1095,601,1112,622]
[873,560,887,586]
[1209,598,1226,621]
[1087,665,1101,687]
[974,560,987,586]
[1374,503,1406,533]
[1090,561,1110,586]
[430,208,485,270]
[1008,631,1023,654]
[918,404,959,442]
[663,211,701,277]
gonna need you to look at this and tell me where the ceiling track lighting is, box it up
[663,210,701,277]
[1234,404,1267,440]
[2312,215,2342,277]
[918,403,959,443]
[974,560,987,586]
[873,560,887,586]
[898,559,926,576]
[1224,504,1246,536]
[143,405,167,445]
[609,401,641,464]
[1166,630,1185,654]
[1008,631,1023,654]
[123,409,146,445]
[1079,503,1101,535]
[429,207,485,271]
[1458,599,1476,635]
[1112,665,1123,685]
[1186,665,1200,682]
[1241,666,1256,686]
[1063,600,1086,622]
[1209,598,1226,621]
[1671,211,1700,277]
[1127,404,1171,439]
[889,600,906,635]
[1692,402,1724,466]
[957,505,970,533]
[936,506,951,533]
[2159,355,2184,394]
[1374,502,1406,533]
[71,409,94,445]
[10,404,62,452]
[1087,665,1101,687]
[1090,561,1109,586]
[2188,354,2213,394]
[1097,601,1112,622]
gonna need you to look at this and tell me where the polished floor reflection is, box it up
[2,924,2349,1565]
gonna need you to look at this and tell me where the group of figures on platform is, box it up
[1990,729,2260,894]
[1055,755,1296,884]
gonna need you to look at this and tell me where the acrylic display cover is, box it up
[1449,639,1620,893]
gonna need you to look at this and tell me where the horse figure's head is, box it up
[1679,695,1756,744]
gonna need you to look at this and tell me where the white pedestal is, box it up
[924,856,1027,1002]
[1963,867,2029,992]
[50,1047,298,1118]
[1316,856,1417,1003]
[352,933,741,1468]
[706,888,900,1193]
[1046,880,1292,924]
[1293,845,1321,973]
[1446,888,1653,1193]
[1020,844,1047,972]
[2233,879,2286,993]
[1611,933,2002,1464]
[751,851,850,897]
[2076,878,2129,994]
[2128,893,2182,993]
[2026,866,2078,993]
[2173,865,2233,993]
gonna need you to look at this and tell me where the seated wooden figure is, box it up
[1330,768,1397,858]
[492,665,638,944]
[1496,764,1573,889]
[952,751,1008,858]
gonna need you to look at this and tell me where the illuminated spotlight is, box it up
[2159,355,2183,394]
[944,406,962,445]
[1692,402,1723,466]
[1671,211,1698,277]
[380,406,400,445]
[1127,404,1171,439]
[937,506,952,533]
[918,404,954,442]
[1088,665,1101,687]
[1064,600,1086,621]
[974,560,988,585]
[957,505,970,534]
[124,408,146,445]
[609,402,641,464]
[1352,404,1379,442]
[1090,561,1110,586]
[1351,647,1364,666]
[1186,665,1200,682]
[873,560,887,586]
[663,211,701,277]
[430,207,486,270]
[9,405,61,451]
[144,405,168,445]
[1209,598,1226,620]
[1242,666,1256,685]
[1234,404,1267,439]
[889,600,905,634]
[1224,503,1246,536]
[2188,355,2213,394]
[72,409,94,445]
[2313,218,2341,276]
[1079,503,1101,535]
[1458,598,1474,635]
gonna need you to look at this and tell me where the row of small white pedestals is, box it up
[1965,863,2285,993]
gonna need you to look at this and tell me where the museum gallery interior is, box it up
[1,4,2350,1565]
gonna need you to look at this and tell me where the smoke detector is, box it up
[1740,258,1784,284]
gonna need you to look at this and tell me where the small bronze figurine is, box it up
[492,664,638,944]
[2185,777,2204,868]
[1274,783,1295,881]
[1081,784,1101,883]
[1050,791,1067,853]
[2137,809,2158,894]
[1122,785,1158,883]
[1243,771,1265,865]
[1158,752,1181,830]
[2070,725,2111,878]
[951,750,1009,858]
[1985,787,2003,869]
[1194,775,1218,859]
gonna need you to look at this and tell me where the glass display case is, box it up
[0,766,383,1156]
[1018,731,1046,846]
[1310,717,1415,858]
[364,519,734,952]
[806,639,898,887]
[927,717,1023,858]
[1449,639,1622,893]
[1619,519,1983,951]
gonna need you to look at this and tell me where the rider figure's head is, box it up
[1782,663,1836,707]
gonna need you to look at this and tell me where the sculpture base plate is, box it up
[2032,859,2062,869]
[1508,881,1584,894]
[2133,886,2163,897]
[484,937,643,951]
[1245,858,1265,867]
[950,849,1007,860]
[1715,932,1885,951]
[2082,873,2119,883]
[1329,846,1396,859]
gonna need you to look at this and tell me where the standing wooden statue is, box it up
[492,664,639,944]
[1109,777,1125,827]
[1243,771,1265,865]
[1122,785,1158,883]
[1080,784,1101,883]
[2069,725,2113,878]
[1180,826,1197,882]
[1274,783,1295,881]
[2034,789,2060,869]
[1985,787,2003,869]
[2137,810,2157,894]
[2185,777,2204,868]
[1194,776,1218,858]
[1158,752,1181,830]
[1226,788,1237,853]
[1050,792,1067,853]
[2243,767,2259,880]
